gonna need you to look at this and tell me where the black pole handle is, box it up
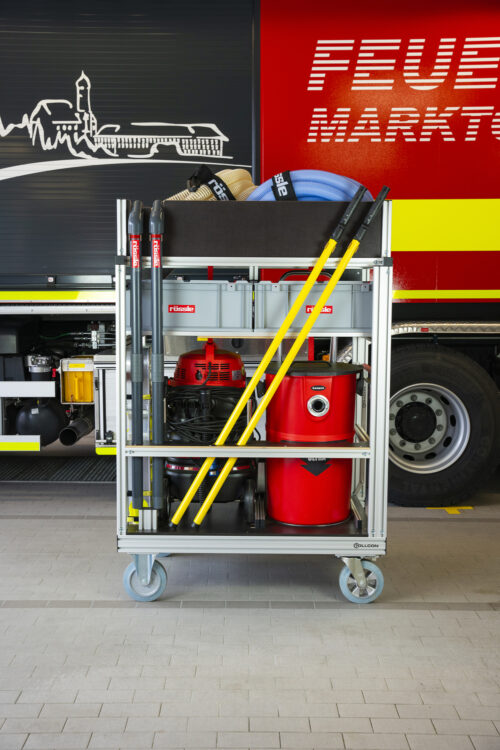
[331,185,367,242]
[354,186,390,243]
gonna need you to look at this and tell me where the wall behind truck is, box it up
[0,0,254,276]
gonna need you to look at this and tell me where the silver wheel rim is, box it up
[389,383,470,474]
[130,567,162,597]
[346,571,377,598]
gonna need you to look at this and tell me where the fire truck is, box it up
[0,1,498,507]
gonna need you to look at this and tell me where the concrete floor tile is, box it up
[433,719,499,736]
[39,704,101,718]
[457,707,500,721]
[310,717,372,733]
[64,717,127,733]
[153,731,216,748]
[249,717,309,732]
[187,717,249,732]
[0,736,28,750]
[364,691,422,705]
[396,705,459,719]
[0,695,19,706]
[89,731,155,748]
[470,737,500,750]
[339,703,398,718]
[407,735,475,750]
[343,734,410,750]
[1,718,65,733]
[24,733,91,749]
[99,703,160,718]
[18,692,77,705]
[420,692,481,706]
[279,732,344,748]
[478,694,500,707]
[0,704,43,718]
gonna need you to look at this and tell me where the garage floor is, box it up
[0,474,499,750]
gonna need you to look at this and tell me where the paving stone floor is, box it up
[0,473,499,749]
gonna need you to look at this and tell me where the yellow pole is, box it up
[192,185,389,526]
[192,239,360,526]
[169,187,366,526]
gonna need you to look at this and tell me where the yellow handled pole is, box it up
[192,186,389,527]
[169,186,367,527]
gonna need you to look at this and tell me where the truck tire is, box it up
[389,344,500,507]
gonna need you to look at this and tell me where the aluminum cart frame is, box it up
[115,198,392,603]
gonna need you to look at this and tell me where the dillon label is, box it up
[306,305,333,314]
[168,304,195,313]
[311,385,326,390]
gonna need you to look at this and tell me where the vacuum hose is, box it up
[166,168,256,201]
[59,410,94,446]
[246,169,373,202]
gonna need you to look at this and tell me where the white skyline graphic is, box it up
[0,72,232,163]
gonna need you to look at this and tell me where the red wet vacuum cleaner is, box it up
[265,361,362,525]
[165,339,256,511]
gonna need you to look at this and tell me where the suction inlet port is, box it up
[307,395,330,417]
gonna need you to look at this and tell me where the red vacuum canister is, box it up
[265,361,362,525]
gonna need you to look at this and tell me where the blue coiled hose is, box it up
[246,169,373,202]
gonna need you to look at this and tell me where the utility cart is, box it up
[115,195,392,604]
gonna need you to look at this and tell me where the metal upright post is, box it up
[128,201,144,511]
[150,200,165,515]
[367,200,392,539]
[116,199,128,536]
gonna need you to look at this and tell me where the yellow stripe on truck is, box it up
[392,199,500,253]
[393,289,500,300]
[0,291,115,302]
[96,446,117,455]
[0,441,39,451]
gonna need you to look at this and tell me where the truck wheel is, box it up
[389,345,500,507]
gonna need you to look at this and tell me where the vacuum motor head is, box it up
[169,340,246,388]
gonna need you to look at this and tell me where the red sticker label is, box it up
[306,305,333,314]
[168,304,196,313]
[152,236,161,268]
[130,236,140,269]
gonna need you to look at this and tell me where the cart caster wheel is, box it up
[339,560,384,604]
[123,560,167,602]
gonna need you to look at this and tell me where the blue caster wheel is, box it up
[339,560,384,604]
[123,560,167,602]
